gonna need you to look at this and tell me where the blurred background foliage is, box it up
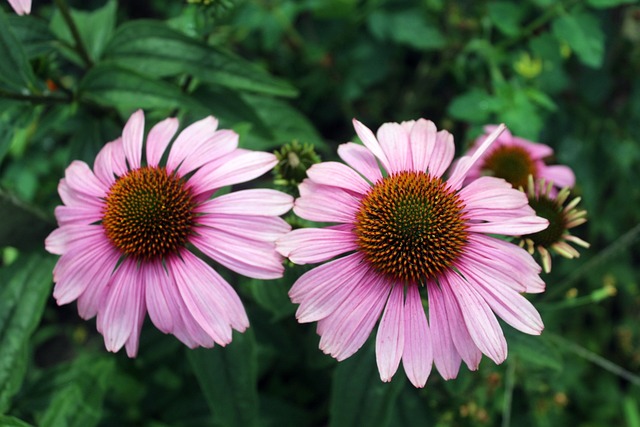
[1,0,640,426]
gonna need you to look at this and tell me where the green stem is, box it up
[53,0,93,68]
[0,89,70,104]
[501,358,516,427]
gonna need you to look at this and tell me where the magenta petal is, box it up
[65,161,108,198]
[97,260,145,354]
[376,122,411,173]
[93,139,121,187]
[375,283,405,382]
[166,116,219,173]
[289,252,362,303]
[402,285,432,388]
[199,189,293,217]
[294,181,360,224]
[466,216,549,235]
[122,110,145,170]
[427,130,455,178]
[337,142,383,184]
[146,117,179,167]
[190,151,277,194]
[447,275,507,364]
[306,161,372,195]
[276,227,356,264]
[45,224,104,255]
[199,214,291,242]
[427,282,462,379]
[459,176,528,211]
[144,260,177,334]
[54,205,102,226]
[125,282,147,357]
[543,165,576,188]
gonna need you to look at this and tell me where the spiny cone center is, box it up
[482,145,537,189]
[355,171,468,283]
[102,166,195,260]
[523,197,566,247]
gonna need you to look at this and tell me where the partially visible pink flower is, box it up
[278,119,549,388]
[6,0,31,15]
[463,125,575,190]
[45,110,293,357]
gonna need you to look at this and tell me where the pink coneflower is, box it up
[520,176,589,273]
[464,125,575,190]
[45,110,293,357]
[277,119,549,387]
[6,0,31,14]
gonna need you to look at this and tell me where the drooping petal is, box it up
[402,285,432,388]
[427,282,462,379]
[289,252,362,303]
[122,109,145,170]
[375,283,405,382]
[146,117,179,167]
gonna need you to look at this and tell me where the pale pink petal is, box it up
[466,216,549,235]
[191,228,284,280]
[122,110,145,170]
[172,129,238,175]
[146,117,179,167]
[54,205,103,226]
[97,259,145,353]
[64,161,108,198]
[337,142,383,184]
[402,285,432,388]
[542,165,575,188]
[427,130,455,178]
[317,270,391,361]
[198,189,293,217]
[512,136,553,159]
[289,252,362,303]
[7,0,31,14]
[276,228,357,264]
[189,151,277,195]
[457,261,544,335]
[375,283,405,382]
[294,181,361,224]
[352,119,392,173]
[166,116,219,173]
[459,176,529,211]
[408,119,438,173]
[45,224,104,255]
[447,124,506,190]
[198,214,291,242]
[168,251,248,344]
[306,161,372,195]
[376,122,411,173]
[447,276,507,364]
[125,281,146,357]
[93,139,120,187]
[427,282,462,379]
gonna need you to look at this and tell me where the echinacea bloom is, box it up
[277,119,549,388]
[6,0,31,14]
[463,125,575,190]
[45,110,293,357]
[520,176,589,273]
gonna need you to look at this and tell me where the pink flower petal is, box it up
[125,282,147,357]
[146,117,179,167]
[97,259,145,354]
[376,122,411,173]
[276,227,357,264]
[402,285,432,388]
[144,260,178,334]
[427,282,462,380]
[166,116,219,173]
[199,214,291,242]
[375,283,405,382]
[289,252,363,303]
[543,165,576,188]
[294,181,361,224]
[466,216,549,235]
[65,161,108,198]
[306,161,372,195]
[191,228,285,280]
[122,110,145,170]
[45,224,104,255]
[407,119,438,173]
[427,130,455,178]
[198,189,293,217]
[93,138,121,187]
[337,142,383,184]
[352,119,391,173]
[459,176,528,211]
[54,205,103,226]
[7,0,31,14]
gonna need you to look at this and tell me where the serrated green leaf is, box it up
[188,330,259,427]
[0,415,34,427]
[447,89,497,123]
[488,1,526,36]
[37,355,115,427]
[0,189,54,250]
[103,20,297,97]
[79,64,197,111]
[329,340,405,427]
[552,12,605,68]
[0,252,56,412]
[50,0,118,63]
[0,8,38,91]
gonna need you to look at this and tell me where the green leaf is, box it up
[488,1,526,36]
[37,355,115,427]
[7,15,56,59]
[552,12,605,68]
[504,328,563,371]
[79,64,197,111]
[447,89,497,123]
[587,0,637,8]
[0,189,55,251]
[103,20,297,97]
[188,330,259,427]
[368,9,445,50]
[0,252,56,412]
[50,0,118,63]
[329,340,405,427]
[0,415,34,427]
[0,8,38,91]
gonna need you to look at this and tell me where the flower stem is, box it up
[0,89,70,104]
[501,358,516,427]
[53,0,93,68]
